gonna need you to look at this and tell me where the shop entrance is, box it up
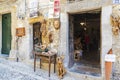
[69,10,101,76]
[33,22,41,50]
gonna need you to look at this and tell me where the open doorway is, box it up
[33,22,41,50]
[69,9,101,76]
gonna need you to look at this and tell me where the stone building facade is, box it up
[0,0,120,80]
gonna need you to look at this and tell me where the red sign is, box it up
[54,0,60,18]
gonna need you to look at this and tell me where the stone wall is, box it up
[112,5,120,80]
[66,0,112,13]
[0,2,15,55]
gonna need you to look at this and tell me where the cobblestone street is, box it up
[0,58,80,80]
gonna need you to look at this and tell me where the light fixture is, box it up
[80,13,87,27]
[80,22,85,26]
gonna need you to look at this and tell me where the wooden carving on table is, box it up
[16,27,25,37]
[56,56,66,79]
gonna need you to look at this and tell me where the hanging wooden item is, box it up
[111,13,119,36]
[53,18,60,30]
[56,56,66,79]
[16,27,25,37]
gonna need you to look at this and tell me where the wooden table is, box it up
[33,51,57,77]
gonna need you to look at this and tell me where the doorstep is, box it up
[67,69,103,80]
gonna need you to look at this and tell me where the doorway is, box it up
[2,13,11,54]
[33,22,41,50]
[69,10,101,76]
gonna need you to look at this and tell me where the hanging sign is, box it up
[17,0,26,19]
[54,0,60,18]
[29,0,38,18]
[16,27,25,37]
[48,0,54,18]
[113,0,120,4]
[105,54,116,62]
[28,16,44,24]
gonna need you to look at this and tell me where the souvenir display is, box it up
[56,56,66,79]
[53,19,60,30]
[35,44,49,52]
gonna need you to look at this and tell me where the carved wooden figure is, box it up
[56,56,66,79]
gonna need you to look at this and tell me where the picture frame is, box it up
[16,27,25,37]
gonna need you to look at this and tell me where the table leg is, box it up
[40,58,41,69]
[34,54,36,72]
[49,56,51,77]
[54,54,56,73]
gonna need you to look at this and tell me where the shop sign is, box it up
[48,0,54,18]
[28,16,44,24]
[105,54,116,62]
[113,0,120,4]
[17,0,26,19]
[54,0,60,18]
[48,0,60,18]
[29,0,38,18]
[16,27,25,37]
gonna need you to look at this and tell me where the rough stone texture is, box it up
[111,5,120,80]
[66,0,112,13]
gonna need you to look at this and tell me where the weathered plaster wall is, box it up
[101,5,112,79]
[60,13,69,67]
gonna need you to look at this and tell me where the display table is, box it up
[33,51,57,77]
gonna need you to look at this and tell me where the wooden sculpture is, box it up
[56,56,66,79]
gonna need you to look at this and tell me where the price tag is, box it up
[105,54,116,62]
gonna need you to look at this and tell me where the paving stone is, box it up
[0,58,80,80]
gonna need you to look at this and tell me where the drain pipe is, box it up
[105,49,116,80]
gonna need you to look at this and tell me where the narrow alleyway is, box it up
[0,57,80,80]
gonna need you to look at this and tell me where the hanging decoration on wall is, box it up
[28,0,39,18]
[110,13,120,36]
[54,0,60,18]
[16,27,25,37]
[48,0,54,18]
[17,0,26,20]
[48,0,60,18]
[53,18,60,30]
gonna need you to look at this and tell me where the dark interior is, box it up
[73,13,100,63]
[69,10,101,76]
[33,22,41,50]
